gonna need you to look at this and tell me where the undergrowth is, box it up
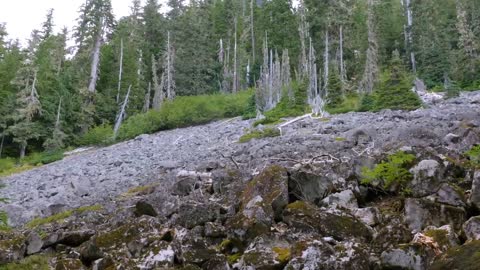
[26,205,102,228]
[79,90,253,145]
[361,151,416,194]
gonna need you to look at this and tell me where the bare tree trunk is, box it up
[152,54,163,110]
[88,27,102,95]
[116,38,124,103]
[113,85,131,140]
[251,0,255,64]
[55,97,62,129]
[323,30,329,93]
[403,0,416,73]
[359,0,379,94]
[233,18,239,93]
[143,82,151,112]
[166,31,175,100]
[19,143,26,159]
[339,25,346,82]
[298,0,309,80]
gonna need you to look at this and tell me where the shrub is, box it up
[24,150,64,166]
[0,255,50,270]
[238,128,281,143]
[361,151,416,193]
[115,90,253,142]
[327,93,360,114]
[77,124,114,146]
[0,157,15,172]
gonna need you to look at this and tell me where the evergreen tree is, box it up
[374,51,422,111]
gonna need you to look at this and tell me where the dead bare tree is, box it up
[250,0,255,64]
[116,38,124,103]
[281,49,293,101]
[339,25,346,82]
[298,0,310,80]
[402,0,416,73]
[233,18,239,93]
[359,0,379,94]
[113,85,131,140]
[143,82,151,112]
[165,31,175,100]
[323,30,329,92]
[308,38,326,116]
[151,54,163,110]
[87,18,103,97]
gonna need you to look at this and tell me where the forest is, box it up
[0,0,479,167]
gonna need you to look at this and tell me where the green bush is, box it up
[0,255,50,270]
[23,150,65,166]
[254,81,309,126]
[327,93,360,114]
[0,158,15,172]
[238,128,281,143]
[77,124,114,146]
[361,151,416,194]
[115,90,253,142]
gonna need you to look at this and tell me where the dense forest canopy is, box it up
[0,0,479,159]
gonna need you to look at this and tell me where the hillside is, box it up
[1,91,480,269]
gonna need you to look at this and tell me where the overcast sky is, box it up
[0,0,167,44]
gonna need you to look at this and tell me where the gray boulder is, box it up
[408,160,443,197]
[463,216,480,241]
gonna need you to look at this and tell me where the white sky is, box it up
[0,0,167,44]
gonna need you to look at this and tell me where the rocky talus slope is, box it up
[2,92,480,269]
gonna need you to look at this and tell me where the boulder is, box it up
[463,216,480,241]
[283,201,372,241]
[428,184,466,207]
[288,166,336,203]
[175,203,218,229]
[237,237,290,270]
[138,243,175,269]
[26,232,43,255]
[352,207,381,227]
[321,190,358,209]
[422,225,459,251]
[285,239,370,270]
[404,198,465,232]
[381,248,424,270]
[471,171,480,209]
[55,258,86,270]
[408,160,444,197]
[134,201,158,217]
[176,238,217,266]
[79,241,104,265]
[431,240,480,270]
[226,166,289,240]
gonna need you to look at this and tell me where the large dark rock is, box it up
[283,201,372,241]
[134,201,158,217]
[226,165,289,240]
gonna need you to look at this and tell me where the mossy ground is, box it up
[26,205,102,228]
[238,128,281,143]
[431,240,480,270]
[0,255,50,270]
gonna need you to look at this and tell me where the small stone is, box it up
[352,207,381,227]
[321,190,358,209]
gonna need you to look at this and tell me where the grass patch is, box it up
[326,93,361,114]
[238,128,281,143]
[26,205,102,228]
[0,150,65,177]
[78,90,253,146]
[465,145,480,168]
[361,151,416,194]
[0,255,50,270]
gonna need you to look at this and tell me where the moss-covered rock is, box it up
[55,258,85,270]
[431,240,480,270]
[0,234,26,264]
[404,198,466,232]
[283,201,372,241]
[226,165,288,240]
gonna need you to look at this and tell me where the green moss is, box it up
[272,247,291,263]
[424,229,450,248]
[431,240,480,270]
[0,255,50,270]
[95,225,133,248]
[227,253,242,265]
[335,137,346,142]
[26,204,103,228]
[361,151,416,193]
[465,145,480,169]
[238,128,281,143]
